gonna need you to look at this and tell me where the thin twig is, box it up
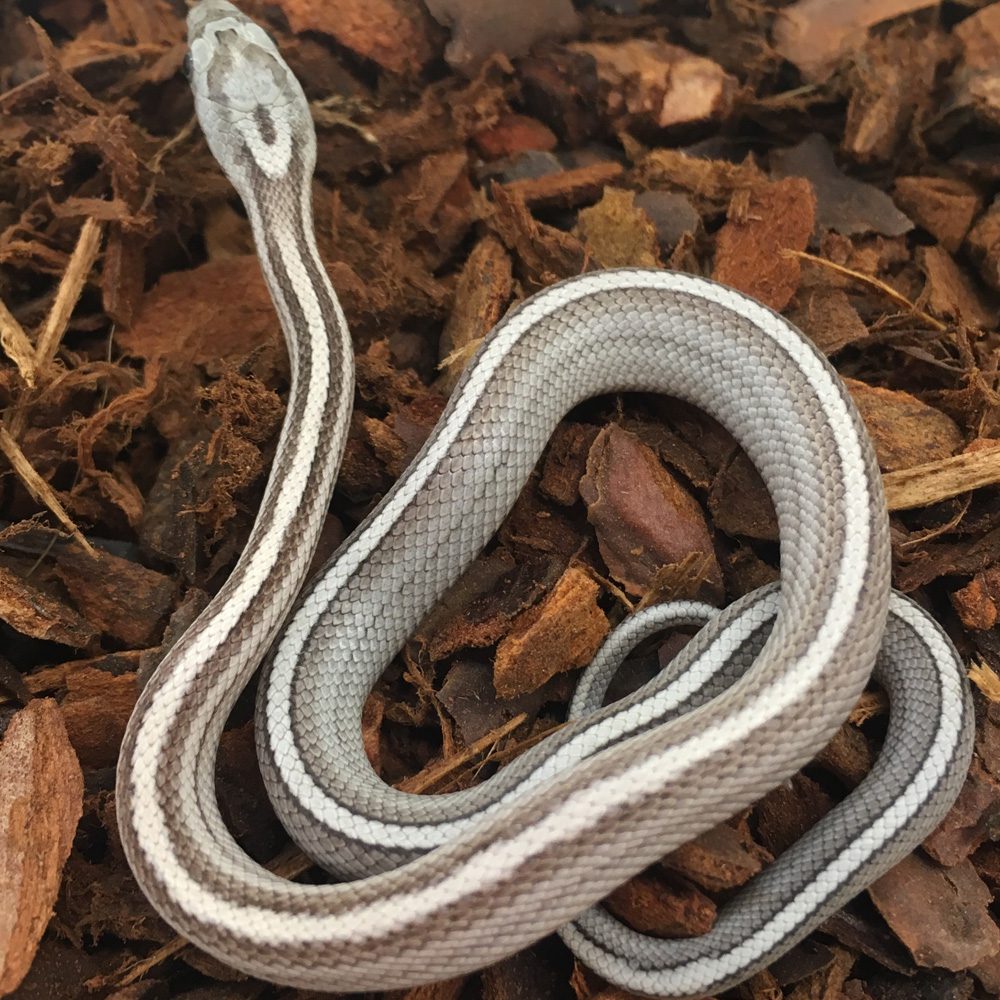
[0,425,95,557]
[782,249,948,332]
[34,216,104,371]
[0,297,36,386]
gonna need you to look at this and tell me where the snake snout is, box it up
[187,0,246,39]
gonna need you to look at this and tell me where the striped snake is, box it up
[115,2,974,996]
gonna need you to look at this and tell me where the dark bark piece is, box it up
[771,133,913,238]
[842,25,947,164]
[481,944,570,1000]
[897,525,1000,591]
[438,235,514,391]
[755,773,834,857]
[519,45,602,147]
[708,451,778,542]
[580,425,722,599]
[425,0,580,76]
[540,423,600,507]
[397,976,467,1000]
[0,699,83,995]
[822,909,917,976]
[816,721,873,788]
[216,723,287,864]
[489,184,587,284]
[415,549,561,664]
[499,478,585,557]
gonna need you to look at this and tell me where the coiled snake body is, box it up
[116,2,974,996]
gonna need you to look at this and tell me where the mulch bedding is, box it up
[2,0,1000,998]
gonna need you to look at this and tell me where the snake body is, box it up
[115,3,974,996]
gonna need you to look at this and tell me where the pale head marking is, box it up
[186,0,314,189]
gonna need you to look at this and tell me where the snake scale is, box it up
[115,2,974,996]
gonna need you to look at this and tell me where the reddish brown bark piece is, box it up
[892,176,981,253]
[425,0,580,76]
[662,822,765,893]
[438,235,513,389]
[955,3,1000,69]
[580,425,722,599]
[415,549,557,662]
[473,113,558,161]
[489,184,587,284]
[842,27,945,164]
[952,563,1000,631]
[493,565,608,698]
[605,869,716,938]
[772,0,938,82]
[755,774,834,857]
[843,378,964,472]
[54,550,173,648]
[504,162,624,212]
[712,178,816,312]
[59,666,138,769]
[897,525,1000,592]
[0,699,84,995]
[118,256,279,367]
[569,39,737,129]
[966,201,1000,291]
[0,566,96,650]
[869,855,1000,971]
[276,0,436,75]
[785,288,870,356]
[923,761,1000,867]
[918,245,996,329]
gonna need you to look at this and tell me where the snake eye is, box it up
[182,51,193,80]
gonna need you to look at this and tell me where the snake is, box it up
[114,2,974,996]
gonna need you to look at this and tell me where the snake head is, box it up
[186,0,315,197]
